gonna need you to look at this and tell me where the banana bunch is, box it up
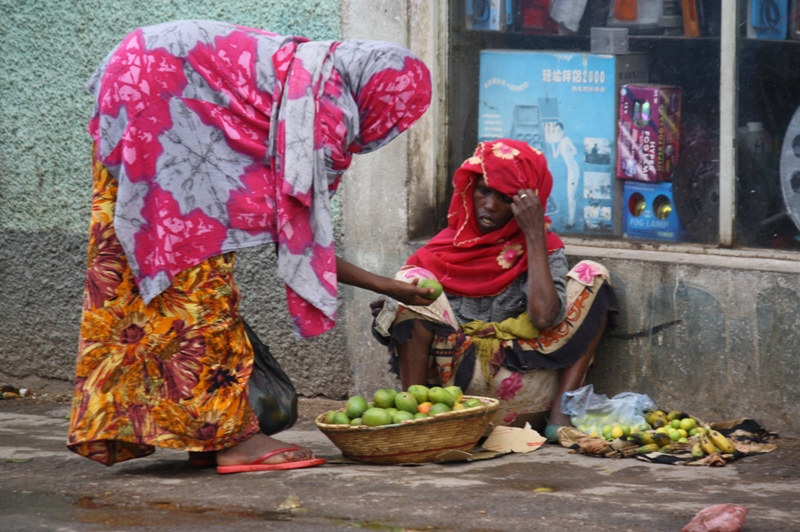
[634,409,737,457]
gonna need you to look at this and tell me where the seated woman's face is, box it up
[473,176,514,235]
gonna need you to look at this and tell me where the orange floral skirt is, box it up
[67,153,260,466]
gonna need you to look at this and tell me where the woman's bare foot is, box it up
[215,433,315,467]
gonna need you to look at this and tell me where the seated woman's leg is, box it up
[396,319,435,389]
[548,314,608,428]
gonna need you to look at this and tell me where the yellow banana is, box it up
[691,443,705,459]
[638,443,661,454]
[666,410,683,422]
[698,432,716,455]
[652,432,671,448]
[645,410,667,427]
[708,430,735,454]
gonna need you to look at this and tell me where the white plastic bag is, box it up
[562,384,657,435]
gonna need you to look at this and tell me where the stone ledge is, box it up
[564,240,800,274]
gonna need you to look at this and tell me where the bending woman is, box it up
[68,20,434,472]
[371,139,618,439]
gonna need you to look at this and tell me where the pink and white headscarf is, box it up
[87,20,432,337]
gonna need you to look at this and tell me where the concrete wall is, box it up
[0,0,350,397]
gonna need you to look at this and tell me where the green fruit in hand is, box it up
[345,395,368,419]
[394,392,419,414]
[418,278,443,299]
[373,388,398,409]
[332,412,351,425]
[407,384,430,404]
[362,408,393,427]
[392,410,415,423]
[429,403,452,415]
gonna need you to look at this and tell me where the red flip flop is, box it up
[216,444,326,474]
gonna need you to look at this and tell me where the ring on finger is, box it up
[519,193,528,199]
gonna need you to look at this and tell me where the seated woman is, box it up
[370,139,618,440]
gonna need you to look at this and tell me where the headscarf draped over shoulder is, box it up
[87,20,431,337]
[406,139,563,297]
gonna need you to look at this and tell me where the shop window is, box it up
[446,1,800,253]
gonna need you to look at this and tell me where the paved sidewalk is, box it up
[2,396,800,531]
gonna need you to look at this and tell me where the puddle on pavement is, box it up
[73,496,293,527]
[1,490,292,529]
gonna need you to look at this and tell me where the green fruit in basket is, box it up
[413,412,429,419]
[362,408,393,427]
[332,412,351,425]
[385,408,398,418]
[350,418,363,426]
[345,395,369,419]
[429,403,452,415]
[428,387,455,407]
[445,386,464,402]
[392,411,415,423]
[373,388,398,409]
[394,392,419,414]
[465,398,483,408]
[407,385,429,404]
[324,411,338,424]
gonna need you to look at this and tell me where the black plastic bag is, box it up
[243,319,298,435]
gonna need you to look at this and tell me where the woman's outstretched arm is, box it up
[335,256,435,307]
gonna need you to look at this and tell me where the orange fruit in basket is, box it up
[417,402,433,414]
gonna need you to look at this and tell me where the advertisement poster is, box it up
[478,50,647,236]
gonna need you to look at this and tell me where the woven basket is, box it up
[315,396,500,465]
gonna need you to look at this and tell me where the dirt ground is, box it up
[2,394,800,531]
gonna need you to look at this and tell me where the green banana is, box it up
[658,445,675,454]
[708,430,735,453]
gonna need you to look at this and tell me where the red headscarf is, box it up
[406,139,564,297]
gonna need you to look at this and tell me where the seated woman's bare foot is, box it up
[548,411,572,427]
[215,433,315,467]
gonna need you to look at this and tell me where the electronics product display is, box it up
[779,105,800,233]
[747,0,788,40]
[671,139,719,243]
[466,0,516,31]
